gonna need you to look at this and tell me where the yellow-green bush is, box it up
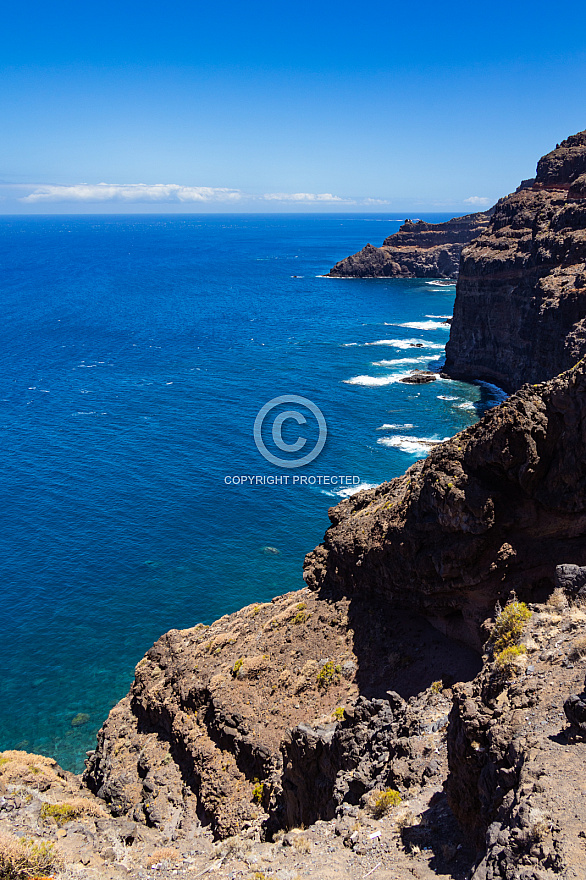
[252,781,264,804]
[492,601,531,652]
[495,644,526,677]
[373,789,402,818]
[232,658,244,677]
[317,661,341,689]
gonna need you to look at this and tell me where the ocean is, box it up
[0,213,505,772]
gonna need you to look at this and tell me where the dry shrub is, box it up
[569,634,586,661]
[146,847,180,868]
[0,833,62,879]
[547,588,566,609]
[0,752,60,792]
[291,835,311,854]
[40,797,104,824]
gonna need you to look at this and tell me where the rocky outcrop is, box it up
[444,130,586,392]
[328,211,493,279]
[303,359,586,651]
[447,600,586,879]
[82,584,479,843]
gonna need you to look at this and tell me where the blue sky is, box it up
[1,0,585,213]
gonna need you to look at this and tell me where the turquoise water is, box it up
[0,214,503,771]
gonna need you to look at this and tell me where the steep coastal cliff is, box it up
[3,362,586,878]
[444,131,586,391]
[328,211,493,279]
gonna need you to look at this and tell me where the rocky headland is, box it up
[328,211,493,279]
[3,359,586,879]
[3,133,586,880]
[444,131,586,392]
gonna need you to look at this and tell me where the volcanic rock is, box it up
[445,130,586,392]
[399,370,437,384]
[303,359,586,650]
[328,211,493,279]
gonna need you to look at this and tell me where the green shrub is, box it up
[332,707,345,721]
[232,658,244,677]
[373,789,402,818]
[495,644,526,677]
[317,661,341,689]
[252,781,264,804]
[492,601,531,652]
[430,680,443,694]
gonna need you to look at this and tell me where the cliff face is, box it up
[328,211,493,279]
[444,131,586,392]
[303,360,586,651]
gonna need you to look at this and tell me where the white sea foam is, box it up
[394,320,450,331]
[426,314,451,319]
[341,342,359,347]
[371,356,430,366]
[456,401,476,410]
[365,338,445,350]
[377,423,415,430]
[336,482,378,498]
[437,395,458,400]
[377,434,449,456]
[344,372,413,386]
[425,280,456,287]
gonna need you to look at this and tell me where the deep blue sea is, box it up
[0,213,504,772]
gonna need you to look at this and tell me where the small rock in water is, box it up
[71,712,90,728]
[262,546,281,555]
[400,371,437,384]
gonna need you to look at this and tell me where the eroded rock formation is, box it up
[304,360,586,651]
[444,131,586,392]
[328,211,493,279]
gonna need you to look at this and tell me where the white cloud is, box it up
[362,197,390,205]
[262,192,350,203]
[21,183,243,203]
[463,196,491,206]
[19,183,355,206]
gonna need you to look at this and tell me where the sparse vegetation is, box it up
[317,661,341,689]
[146,847,180,868]
[569,634,586,661]
[430,680,443,694]
[292,603,308,624]
[495,644,526,677]
[40,797,103,825]
[232,658,244,677]
[291,835,311,854]
[491,600,532,653]
[0,833,62,879]
[252,781,264,804]
[332,706,345,721]
[372,788,402,818]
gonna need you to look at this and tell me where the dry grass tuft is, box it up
[146,847,181,868]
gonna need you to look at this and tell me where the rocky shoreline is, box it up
[3,132,586,880]
[3,359,586,879]
[328,211,493,279]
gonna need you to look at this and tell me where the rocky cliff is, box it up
[444,131,586,392]
[304,359,586,651]
[3,362,586,879]
[328,211,493,279]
